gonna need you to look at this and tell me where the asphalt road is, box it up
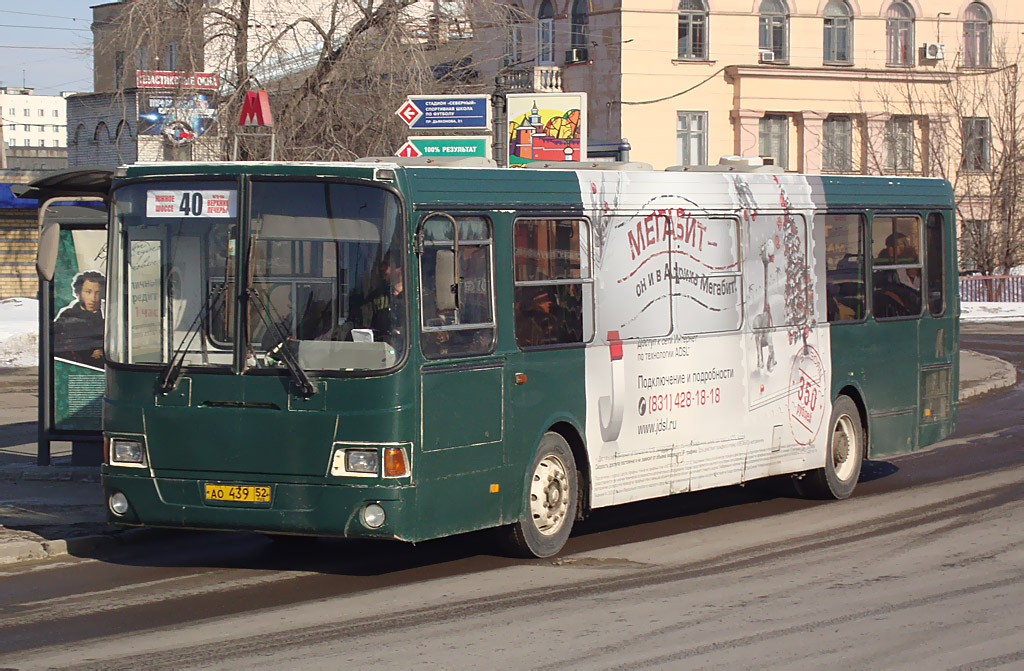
[1,324,1021,670]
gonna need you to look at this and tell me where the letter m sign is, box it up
[238,90,273,127]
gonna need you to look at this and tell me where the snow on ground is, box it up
[960,302,1024,322]
[0,296,1021,369]
[0,297,38,368]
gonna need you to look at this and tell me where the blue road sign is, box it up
[395,95,491,130]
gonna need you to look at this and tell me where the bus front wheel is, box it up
[502,432,578,558]
[795,395,863,500]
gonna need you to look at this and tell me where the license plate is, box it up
[204,483,271,504]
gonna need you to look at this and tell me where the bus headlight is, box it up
[110,438,147,468]
[345,449,379,474]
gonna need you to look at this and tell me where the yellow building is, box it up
[477,0,1022,269]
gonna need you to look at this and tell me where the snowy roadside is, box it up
[0,296,1022,369]
[0,297,38,368]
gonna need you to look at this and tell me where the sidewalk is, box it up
[0,349,1018,566]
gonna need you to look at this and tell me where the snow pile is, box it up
[0,297,38,367]
[960,302,1024,322]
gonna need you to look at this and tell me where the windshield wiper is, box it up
[245,287,317,397]
[158,285,225,394]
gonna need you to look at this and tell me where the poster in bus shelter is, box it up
[506,93,587,166]
[52,228,107,431]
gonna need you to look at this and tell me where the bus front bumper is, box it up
[102,472,413,541]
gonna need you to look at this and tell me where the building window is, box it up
[959,219,986,271]
[165,42,179,71]
[570,0,588,53]
[23,139,29,146]
[884,116,915,173]
[823,0,852,64]
[677,111,707,166]
[23,109,29,116]
[136,46,147,71]
[963,2,992,68]
[114,51,126,88]
[759,114,789,170]
[962,117,991,172]
[52,109,59,117]
[678,0,708,60]
[886,1,914,66]
[38,139,44,147]
[6,108,13,115]
[52,139,59,147]
[37,109,43,117]
[759,0,789,62]
[504,5,524,67]
[538,0,554,66]
[823,115,853,172]
[22,124,29,132]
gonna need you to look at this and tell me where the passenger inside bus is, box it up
[873,233,922,317]
[362,251,405,349]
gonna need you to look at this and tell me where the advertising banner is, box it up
[506,93,587,166]
[138,93,217,141]
[52,227,107,432]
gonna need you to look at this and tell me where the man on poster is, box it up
[54,270,106,367]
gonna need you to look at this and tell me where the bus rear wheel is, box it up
[795,395,863,500]
[502,432,578,558]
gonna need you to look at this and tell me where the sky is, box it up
[0,2,95,95]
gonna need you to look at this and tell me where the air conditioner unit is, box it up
[565,47,588,64]
[758,49,775,63]
[924,42,946,60]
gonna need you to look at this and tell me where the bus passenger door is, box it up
[864,214,923,456]
[417,214,506,537]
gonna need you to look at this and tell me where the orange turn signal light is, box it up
[383,447,409,477]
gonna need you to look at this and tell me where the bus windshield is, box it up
[106,179,405,373]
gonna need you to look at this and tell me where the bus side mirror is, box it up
[37,221,60,281]
[435,249,457,312]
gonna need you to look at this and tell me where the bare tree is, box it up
[863,45,1024,276]
[95,0,495,161]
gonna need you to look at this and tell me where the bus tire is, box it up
[795,395,863,500]
[502,432,578,558]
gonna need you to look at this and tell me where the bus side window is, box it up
[821,212,865,322]
[419,215,495,359]
[872,214,923,319]
[926,213,945,316]
[513,218,592,348]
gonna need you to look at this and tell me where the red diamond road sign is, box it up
[395,142,422,158]
[396,101,423,127]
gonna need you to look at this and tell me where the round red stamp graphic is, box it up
[788,344,826,445]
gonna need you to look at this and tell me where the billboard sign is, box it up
[395,136,490,159]
[136,70,220,90]
[395,95,490,130]
[507,93,587,166]
[138,93,217,139]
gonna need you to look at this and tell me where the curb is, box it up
[959,350,1018,401]
[0,463,100,483]
[0,526,147,566]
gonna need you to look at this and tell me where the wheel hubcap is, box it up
[530,454,569,536]
[832,414,857,481]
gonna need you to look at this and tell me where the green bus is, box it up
[70,158,957,558]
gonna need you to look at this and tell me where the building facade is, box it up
[477,0,1024,270]
[1,87,69,152]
